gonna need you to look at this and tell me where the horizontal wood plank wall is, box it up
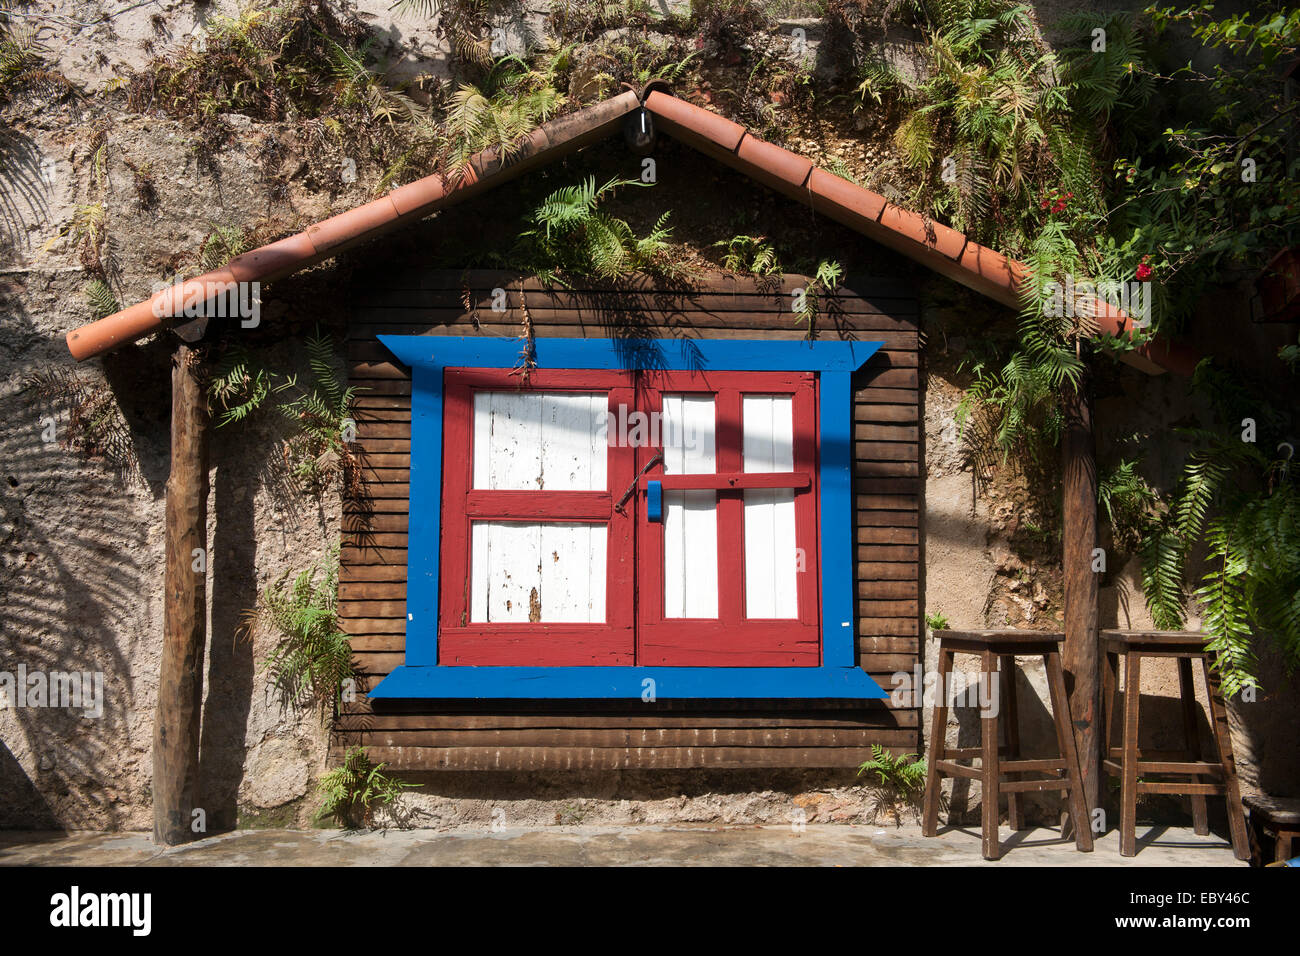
[337,270,922,771]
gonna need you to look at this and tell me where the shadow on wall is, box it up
[0,330,172,828]
[1231,646,1300,799]
[196,450,259,832]
[0,739,59,829]
[0,127,47,265]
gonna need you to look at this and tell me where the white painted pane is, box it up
[743,395,798,619]
[472,391,606,490]
[469,521,606,623]
[661,394,718,618]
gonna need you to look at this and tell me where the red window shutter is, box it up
[438,369,637,665]
[635,371,821,666]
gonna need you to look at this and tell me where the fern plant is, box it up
[278,329,362,497]
[584,35,697,100]
[315,745,419,829]
[242,547,355,716]
[1194,485,1300,698]
[1135,356,1299,695]
[955,350,1064,471]
[207,330,360,497]
[890,0,1077,248]
[198,224,249,273]
[856,745,929,826]
[514,175,672,284]
[44,203,109,278]
[83,279,120,320]
[391,0,497,66]
[323,34,426,127]
[1,1,43,103]
[714,234,781,276]
[794,259,843,333]
[209,346,285,426]
[1098,457,1161,553]
[440,53,567,184]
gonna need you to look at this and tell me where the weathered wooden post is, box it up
[1061,374,1100,820]
[153,342,209,845]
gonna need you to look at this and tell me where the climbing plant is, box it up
[241,546,356,717]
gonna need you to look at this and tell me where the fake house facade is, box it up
[67,90,1194,778]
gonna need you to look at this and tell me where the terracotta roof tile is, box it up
[543,91,640,153]
[734,133,814,196]
[306,196,401,255]
[644,90,744,159]
[227,233,320,284]
[957,242,1030,309]
[806,168,887,232]
[387,174,449,219]
[878,204,966,262]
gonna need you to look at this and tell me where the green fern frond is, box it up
[83,279,120,319]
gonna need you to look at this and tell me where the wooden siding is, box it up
[338,270,923,770]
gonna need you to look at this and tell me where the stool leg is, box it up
[1177,656,1210,835]
[1102,649,1118,836]
[921,645,954,837]
[1102,650,1117,763]
[1120,651,1141,857]
[981,649,1001,860]
[1200,657,1250,861]
[1279,831,1294,864]
[1000,654,1023,830]
[1045,648,1093,852]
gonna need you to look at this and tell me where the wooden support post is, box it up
[1062,375,1100,821]
[153,343,210,845]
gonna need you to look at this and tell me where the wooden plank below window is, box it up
[341,741,920,771]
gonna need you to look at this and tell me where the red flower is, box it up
[1135,263,1152,281]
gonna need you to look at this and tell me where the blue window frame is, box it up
[368,336,887,700]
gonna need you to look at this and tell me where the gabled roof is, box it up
[65,89,1196,375]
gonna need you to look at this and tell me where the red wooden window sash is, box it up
[635,371,821,667]
[438,369,636,666]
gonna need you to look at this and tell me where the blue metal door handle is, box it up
[647,480,663,522]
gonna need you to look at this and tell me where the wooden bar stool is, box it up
[1243,795,1300,866]
[921,630,1094,860]
[1101,630,1250,860]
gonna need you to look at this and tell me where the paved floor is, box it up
[0,824,1247,866]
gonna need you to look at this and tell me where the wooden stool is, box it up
[921,630,1094,860]
[1243,794,1300,866]
[1101,630,1250,860]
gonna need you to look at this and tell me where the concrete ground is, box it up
[0,824,1248,866]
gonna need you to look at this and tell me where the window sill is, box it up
[368,665,887,700]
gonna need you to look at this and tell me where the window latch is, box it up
[614,453,663,515]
